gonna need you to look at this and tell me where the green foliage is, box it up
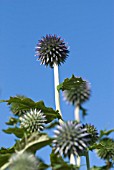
[57,75,84,91]
[3,127,24,138]
[0,147,15,167]
[99,129,114,140]
[0,35,114,170]
[1,96,62,123]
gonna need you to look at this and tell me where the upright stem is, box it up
[86,151,90,170]
[70,153,76,165]
[54,64,63,124]
[74,101,81,168]
[77,155,81,168]
[74,101,80,122]
[1,162,10,170]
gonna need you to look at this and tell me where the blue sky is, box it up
[0,0,114,169]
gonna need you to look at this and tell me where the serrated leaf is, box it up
[5,117,19,125]
[91,163,113,170]
[1,96,61,123]
[35,101,62,123]
[57,75,85,91]
[3,127,24,138]
[0,147,15,167]
[99,129,114,139]
[15,133,52,153]
[89,143,102,151]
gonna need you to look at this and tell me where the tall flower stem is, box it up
[74,101,80,122]
[54,64,63,124]
[85,151,90,170]
[74,101,81,168]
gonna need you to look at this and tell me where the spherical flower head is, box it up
[63,77,91,105]
[35,34,69,68]
[53,121,91,158]
[20,109,46,133]
[9,152,38,170]
[83,124,98,145]
[97,138,114,161]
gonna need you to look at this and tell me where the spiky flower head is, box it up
[35,34,69,68]
[53,121,91,158]
[83,124,98,145]
[9,152,38,170]
[63,76,91,105]
[97,138,114,161]
[20,109,46,133]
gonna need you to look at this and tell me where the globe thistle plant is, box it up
[20,109,46,133]
[9,152,38,170]
[35,34,69,68]
[83,124,99,145]
[97,138,114,161]
[35,35,69,121]
[63,76,91,122]
[63,76,91,106]
[53,121,91,159]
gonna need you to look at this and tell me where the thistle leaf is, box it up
[3,127,24,138]
[0,147,15,167]
[1,96,61,123]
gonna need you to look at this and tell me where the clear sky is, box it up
[0,0,114,169]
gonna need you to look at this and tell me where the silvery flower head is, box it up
[35,34,69,68]
[20,109,46,133]
[53,121,91,158]
[63,76,91,105]
[9,152,38,170]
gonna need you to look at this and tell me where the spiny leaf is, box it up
[0,147,15,167]
[1,96,62,123]
[3,127,24,138]
[57,75,85,91]
[5,117,19,126]
[99,129,114,139]
[89,143,102,151]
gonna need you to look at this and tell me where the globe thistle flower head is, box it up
[35,34,69,68]
[20,109,46,133]
[53,121,91,158]
[63,76,91,105]
[83,124,98,145]
[97,138,114,161]
[9,152,38,170]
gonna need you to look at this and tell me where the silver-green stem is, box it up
[54,64,63,124]
[74,101,80,122]
[1,162,10,170]
[86,151,90,170]
[70,153,76,165]
[74,101,81,168]
[77,155,81,168]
